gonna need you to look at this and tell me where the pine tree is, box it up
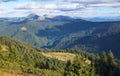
[64,60,76,76]
[108,51,115,65]
[101,51,108,64]
[108,51,115,76]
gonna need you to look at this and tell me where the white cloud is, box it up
[0,6,7,10]
[0,0,120,17]
[58,3,83,11]
[14,2,57,10]
[64,0,119,3]
[89,3,120,7]
[14,2,83,11]
[32,0,119,3]
[15,2,40,9]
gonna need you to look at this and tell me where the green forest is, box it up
[0,36,120,76]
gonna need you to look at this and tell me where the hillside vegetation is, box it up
[0,70,36,76]
[0,36,65,76]
[0,36,119,76]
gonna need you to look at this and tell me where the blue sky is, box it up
[0,0,120,18]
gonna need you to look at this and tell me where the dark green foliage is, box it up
[64,56,95,76]
[94,51,120,76]
[64,51,120,76]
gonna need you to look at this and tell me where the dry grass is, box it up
[0,44,9,52]
[42,52,76,62]
[0,70,38,76]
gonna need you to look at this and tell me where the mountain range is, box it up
[85,16,120,22]
[0,14,120,58]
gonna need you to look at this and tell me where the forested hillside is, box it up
[0,36,119,76]
[0,36,65,76]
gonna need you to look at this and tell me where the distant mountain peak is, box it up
[27,13,39,16]
[26,13,40,19]
[26,14,56,21]
[38,14,55,20]
[24,14,87,22]
[44,14,55,18]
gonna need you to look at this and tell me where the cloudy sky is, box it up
[0,0,120,18]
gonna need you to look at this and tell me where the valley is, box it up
[0,14,120,58]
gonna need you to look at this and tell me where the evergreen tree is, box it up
[107,51,115,76]
[64,60,76,76]
[108,51,115,65]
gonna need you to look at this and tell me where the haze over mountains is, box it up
[1,13,120,22]
[85,16,120,22]
[0,13,86,23]
[0,14,120,58]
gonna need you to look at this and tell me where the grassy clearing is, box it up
[42,52,76,62]
[0,70,36,76]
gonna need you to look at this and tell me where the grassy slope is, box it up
[42,52,91,64]
[0,69,36,76]
[42,52,76,62]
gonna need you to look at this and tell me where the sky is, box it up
[0,0,120,18]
